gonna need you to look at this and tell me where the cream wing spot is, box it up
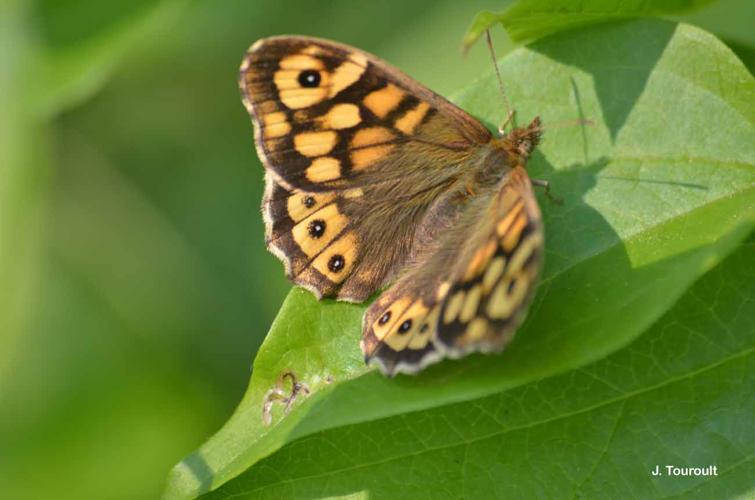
[409,306,439,350]
[483,256,506,293]
[311,232,358,283]
[373,297,411,341]
[329,52,367,97]
[277,85,328,109]
[383,301,428,351]
[306,157,341,182]
[459,284,482,323]
[262,111,290,139]
[464,318,489,342]
[319,103,361,130]
[294,131,338,157]
[487,279,515,319]
[508,273,529,308]
[443,290,466,324]
[279,54,324,71]
[286,193,335,223]
[507,232,542,274]
[291,204,348,258]
[487,270,532,321]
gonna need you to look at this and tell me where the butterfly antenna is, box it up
[485,29,514,134]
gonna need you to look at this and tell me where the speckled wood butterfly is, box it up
[239,35,543,376]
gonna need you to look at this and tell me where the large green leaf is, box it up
[165,20,755,498]
[203,237,755,499]
[463,0,716,47]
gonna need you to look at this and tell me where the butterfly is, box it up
[239,35,544,376]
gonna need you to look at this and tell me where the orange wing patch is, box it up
[317,103,362,130]
[262,112,291,139]
[363,83,404,118]
[294,131,338,157]
[306,157,341,182]
[395,101,430,134]
[350,127,397,170]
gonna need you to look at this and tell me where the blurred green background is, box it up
[1,1,752,498]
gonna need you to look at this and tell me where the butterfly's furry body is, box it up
[241,35,543,375]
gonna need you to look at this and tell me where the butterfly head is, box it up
[498,116,542,164]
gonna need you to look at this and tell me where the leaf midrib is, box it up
[225,346,754,498]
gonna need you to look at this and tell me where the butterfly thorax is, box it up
[469,116,542,193]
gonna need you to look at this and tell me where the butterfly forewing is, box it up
[240,36,490,192]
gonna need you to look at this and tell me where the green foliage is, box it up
[203,238,755,499]
[166,19,755,499]
[463,0,715,47]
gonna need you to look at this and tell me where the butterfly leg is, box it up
[532,179,563,205]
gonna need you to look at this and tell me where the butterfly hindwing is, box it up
[362,167,543,375]
[435,166,543,356]
[262,173,460,302]
[262,175,361,299]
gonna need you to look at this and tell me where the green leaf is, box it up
[165,20,755,498]
[463,0,716,47]
[204,236,755,499]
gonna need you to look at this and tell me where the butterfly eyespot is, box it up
[328,254,345,272]
[303,196,316,208]
[298,70,321,88]
[378,311,391,325]
[398,319,412,334]
[308,219,326,238]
